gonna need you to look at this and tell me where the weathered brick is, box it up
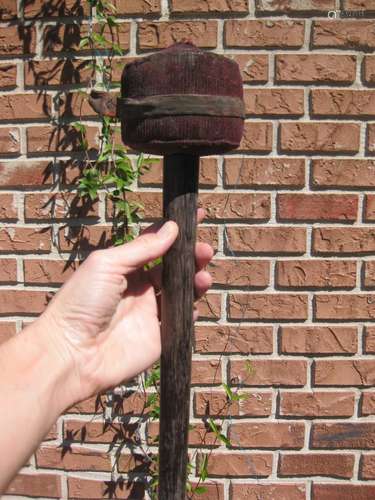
[0,227,51,253]
[228,54,268,84]
[24,259,78,285]
[0,193,17,221]
[170,0,248,13]
[362,392,375,415]
[147,421,221,447]
[244,89,304,116]
[208,259,269,288]
[57,91,99,120]
[6,473,61,498]
[368,124,375,153]
[228,422,305,449]
[68,477,145,499]
[0,94,51,121]
[64,420,123,444]
[313,21,375,51]
[315,294,375,320]
[314,360,375,386]
[0,290,48,315]
[0,160,52,186]
[312,484,375,500]
[0,259,17,284]
[114,0,161,14]
[24,0,89,17]
[230,484,305,500]
[224,158,305,188]
[280,391,355,418]
[138,21,217,50]
[279,453,354,478]
[280,326,357,354]
[0,321,16,345]
[200,193,270,221]
[364,326,375,353]
[196,452,272,478]
[226,227,306,255]
[312,159,375,188]
[360,454,375,479]
[191,359,221,385]
[27,126,99,153]
[194,390,271,417]
[0,25,35,55]
[0,128,20,155]
[0,0,17,19]
[117,453,151,474]
[25,60,93,87]
[197,293,221,320]
[229,293,308,321]
[256,0,334,14]
[312,89,375,118]
[275,54,356,84]
[36,445,111,471]
[280,122,360,154]
[363,56,375,86]
[313,228,375,255]
[311,422,375,449]
[239,121,273,152]
[25,193,99,221]
[278,194,358,222]
[225,20,305,48]
[0,64,17,88]
[276,260,357,289]
[343,0,375,9]
[58,225,111,253]
[364,195,375,222]
[230,359,307,386]
[194,325,273,354]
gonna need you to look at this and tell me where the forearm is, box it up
[0,320,73,493]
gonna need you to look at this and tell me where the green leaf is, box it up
[198,454,208,482]
[194,486,208,495]
[78,37,90,49]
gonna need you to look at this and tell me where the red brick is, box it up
[0,227,51,253]
[208,259,269,288]
[312,159,375,188]
[228,54,268,84]
[170,0,248,12]
[191,359,221,385]
[225,20,305,48]
[280,122,360,154]
[362,392,375,416]
[364,327,375,353]
[280,326,357,355]
[0,63,17,88]
[313,484,375,500]
[313,228,375,255]
[226,227,306,255]
[311,422,375,449]
[228,293,308,321]
[25,60,93,87]
[24,259,78,285]
[368,124,375,153]
[0,193,17,221]
[360,454,375,479]
[114,0,161,14]
[276,261,357,289]
[68,477,145,499]
[343,0,375,9]
[24,0,89,17]
[43,22,130,54]
[64,420,124,444]
[230,359,307,387]
[186,482,224,500]
[200,193,270,221]
[0,0,17,19]
[315,294,375,320]
[117,452,151,474]
[0,128,20,155]
[224,157,305,188]
[194,325,273,354]
[363,56,375,86]
[58,225,111,253]
[66,395,106,414]
[277,194,358,222]
[0,321,16,345]
[139,157,217,188]
[36,445,111,471]
[0,94,51,121]
[138,21,217,50]
[27,126,99,153]
[312,89,375,118]
[194,390,272,417]
[314,360,375,386]
[275,54,356,84]
[25,193,99,221]
[256,0,334,14]
[147,421,221,447]
[230,483,305,500]
[313,21,375,50]
[280,391,355,418]
[239,121,273,152]
[0,25,35,55]
[0,258,17,284]
[197,293,221,320]
[57,91,99,120]
[6,473,61,498]
[279,453,354,478]
[0,290,48,315]
[364,195,375,221]
[244,89,304,116]
[228,422,305,449]
[0,160,53,186]
[196,452,272,477]
[197,226,219,252]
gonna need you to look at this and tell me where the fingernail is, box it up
[158,220,175,238]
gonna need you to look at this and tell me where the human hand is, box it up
[33,209,213,408]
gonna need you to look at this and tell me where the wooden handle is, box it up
[158,154,199,499]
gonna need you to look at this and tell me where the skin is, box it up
[0,208,213,493]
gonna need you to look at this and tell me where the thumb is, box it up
[105,220,179,274]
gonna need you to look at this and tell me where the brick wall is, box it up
[1,0,375,499]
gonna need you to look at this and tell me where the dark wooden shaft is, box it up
[159,154,200,499]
